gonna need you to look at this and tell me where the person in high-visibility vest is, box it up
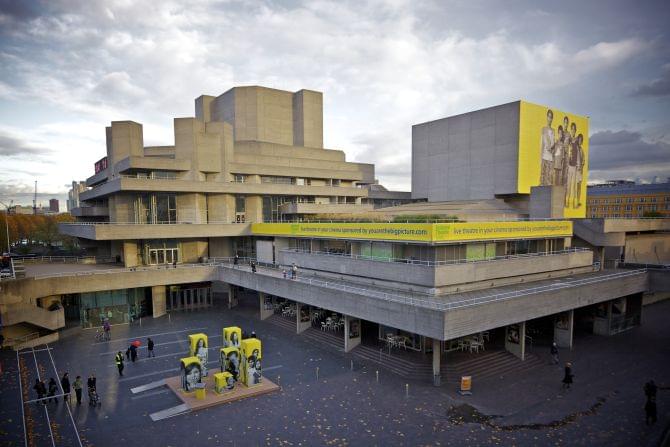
[115,351,125,376]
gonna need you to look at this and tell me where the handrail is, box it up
[280,247,592,266]
[13,255,118,264]
[60,221,248,225]
[216,258,647,312]
[30,262,219,279]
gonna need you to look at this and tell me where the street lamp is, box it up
[0,200,12,254]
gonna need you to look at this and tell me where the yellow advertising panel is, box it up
[221,347,240,381]
[252,221,572,243]
[180,356,202,392]
[433,221,572,242]
[518,100,589,218]
[240,338,262,387]
[214,371,234,394]
[223,326,242,348]
[188,333,209,376]
[252,222,433,242]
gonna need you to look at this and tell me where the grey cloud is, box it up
[633,70,670,97]
[589,130,670,180]
[0,133,52,157]
[0,0,43,20]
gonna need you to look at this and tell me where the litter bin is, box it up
[194,383,206,400]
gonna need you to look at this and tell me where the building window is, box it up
[640,197,646,203]
[637,205,644,211]
[261,176,292,184]
[615,198,621,203]
[234,174,246,183]
[625,205,632,211]
[626,197,634,203]
[651,197,657,203]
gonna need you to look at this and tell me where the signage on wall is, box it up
[94,157,108,174]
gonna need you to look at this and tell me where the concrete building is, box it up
[67,181,87,212]
[586,181,670,219]
[49,199,59,213]
[0,89,667,388]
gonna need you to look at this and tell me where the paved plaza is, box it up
[1,297,669,446]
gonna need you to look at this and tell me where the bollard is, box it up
[277,375,281,388]
[316,367,319,380]
[168,313,171,323]
[376,370,379,383]
[139,317,142,327]
[350,360,353,371]
[405,383,409,398]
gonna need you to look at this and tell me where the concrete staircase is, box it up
[444,350,546,383]
[3,305,65,331]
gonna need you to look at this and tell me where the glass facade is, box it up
[133,193,177,224]
[79,287,149,328]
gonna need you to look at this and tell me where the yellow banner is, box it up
[252,221,572,242]
[518,101,589,218]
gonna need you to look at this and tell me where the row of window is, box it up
[588,195,670,205]
[589,204,668,212]
[234,174,343,187]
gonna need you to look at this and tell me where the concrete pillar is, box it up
[593,301,612,335]
[259,292,273,320]
[432,338,441,386]
[151,285,166,318]
[344,315,361,352]
[505,322,526,360]
[245,195,264,223]
[554,310,574,348]
[228,285,236,309]
[123,241,139,268]
[296,303,311,334]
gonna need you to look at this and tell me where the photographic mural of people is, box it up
[247,348,262,385]
[181,360,202,392]
[224,327,242,348]
[191,337,209,377]
[225,349,240,381]
[538,109,586,209]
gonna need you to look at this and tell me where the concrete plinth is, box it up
[432,338,441,386]
[296,303,310,334]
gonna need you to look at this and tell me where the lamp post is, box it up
[0,200,12,254]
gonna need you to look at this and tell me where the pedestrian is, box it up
[233,253,239,268]
[130,343,138,362]
[550,342,559,364]
[251,331,256,338]
[87,373,96,393]
[115,351,125,376]
[73,376,83,405]
[61,372,71,404]
[292,263,297,279]
[562,362,574,390]
[33,378,46,404]
[148,337,155,358]
[125,346,130,361]
[251,261,257,273]
[645,396,657,425]
[644,380,658,400]
[282,269,287,279]
[47,378,58,403]
[103,318,111,341]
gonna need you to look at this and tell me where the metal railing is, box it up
[3,331,40,347]
[216,258,647,312]
[29,261,219,279]
[13,255,118,264]
[60,220,249,226]
[280,247,592,267]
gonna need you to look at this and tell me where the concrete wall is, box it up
[60,223,251,240]
[412,102,520,201]
[625,234,670,264]
[293,90,323,148]
[529,185,565,219]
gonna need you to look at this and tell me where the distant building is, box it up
[586,182,670,218]
[49,199,59,213]
[8,205,35,215]
[66,181,87,212]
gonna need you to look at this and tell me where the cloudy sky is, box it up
[0,0,669,206]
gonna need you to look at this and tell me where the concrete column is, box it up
[228,285,236,309]
[593,301,612,335]
[344,315,361,352]
[259,292,273,320]
[123,241,138,268]
[151,285,166,318]
[554,310,574,349]
[296,303,310,334]
[432,338,441,386]
[505,322,526,360]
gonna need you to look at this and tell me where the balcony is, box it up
[279,202,374,215]
[59,222,252,240]
[70,206,109,217]
[277,248,595,289]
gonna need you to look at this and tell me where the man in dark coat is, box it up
[562,362,574,390]
[61,373,71,403]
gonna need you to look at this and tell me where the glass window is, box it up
[234,174,246,183]
[235,196,245,213]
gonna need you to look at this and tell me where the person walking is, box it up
[115,351,125,376]
[550,342,559,365]
[103,318,111,341]
[645,396,658,425]
[61,373,71,404]
[147,337,155,358]
[33,378,46,404]
[130,343,138,362]
[47,378,58,404]
[291,263,297,279]
[87,374,96,393]
[562,362,574,390]
[233,253,239,268]
[251,261,257,273]
[644,380,658,400]
[73,376,83,405]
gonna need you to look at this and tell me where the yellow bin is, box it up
[194,383,206,400]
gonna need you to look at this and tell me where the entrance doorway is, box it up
[167,283,212,311]
[148,247,179,265]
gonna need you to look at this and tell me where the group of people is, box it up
[282,263,298,279]
[33,373,96,406]
[114,337,155,376]
[540,109,586,208]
